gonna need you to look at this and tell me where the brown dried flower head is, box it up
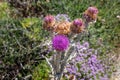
[54,21,71,34]
[70,19,85,33]
[43,15,55,31]
[83,6,98,21]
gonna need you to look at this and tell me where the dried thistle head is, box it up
[87,7,98,14]
[43,15,55,31]
[70,19,85,33]
[54,21,71,35]
[55,14,71,22]
[83,6,98,22]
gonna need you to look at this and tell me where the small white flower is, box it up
[116,15,120,19]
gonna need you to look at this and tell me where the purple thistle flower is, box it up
[44,15,55,23]
[83,14,94,23]
[83,6,98,24]
[43,15,55,31]
[88,7,98,14]
[71,19,85,33]
[73,19,83,27]
[52,34,69,51]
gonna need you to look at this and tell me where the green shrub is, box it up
[32,61,50,80]
[0,2,10,19]
[8,0,50,17]
[0,18,49,79]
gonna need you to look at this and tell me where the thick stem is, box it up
[50,52,63,80]
[45,46,75,80]
[54,73,62,80]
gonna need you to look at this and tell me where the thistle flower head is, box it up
[73,19,83,26]
[88,7,98,14]
[44,15,55,23]
[83,7,98,22]
[52,34,69,51]
[70,19,84,33]
[43,15,55,31]
[54,21,71,34]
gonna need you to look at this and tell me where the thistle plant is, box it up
[40,7,107,80]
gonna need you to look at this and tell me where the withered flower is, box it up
[43,15,55,31]
[70,19,85,33]
[83,6,98,22]
[54,21,71,34]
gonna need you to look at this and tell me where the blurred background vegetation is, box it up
[0,0,120,79]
